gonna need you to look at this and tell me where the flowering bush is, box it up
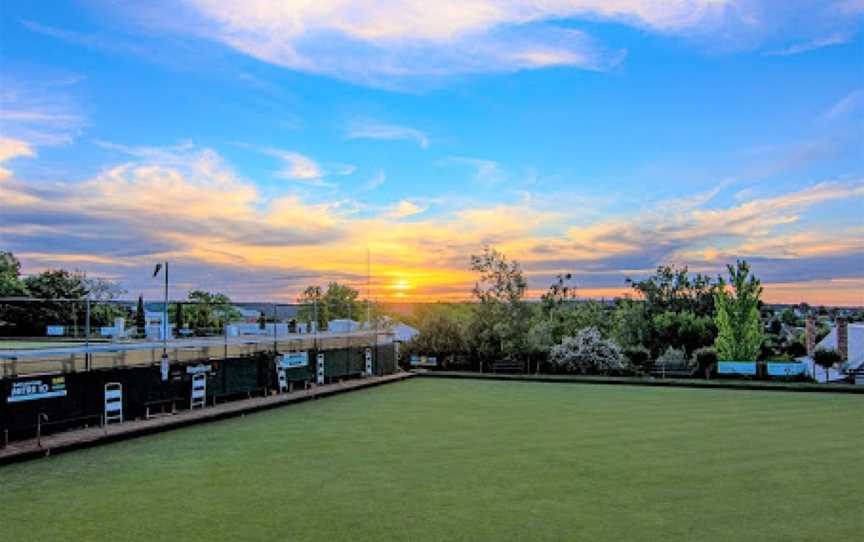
[550,327,627,374]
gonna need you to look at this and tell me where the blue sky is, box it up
[1,1,863,304]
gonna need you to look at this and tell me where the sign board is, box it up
[7,376,67,403]
[410,355,438,367]
[717,361,757,376]
[46,325,64,336]
[365,348,373,376]
[316,353,325,385]
[766,362,806,377]
[190,373,206,409]
[279,352,309,369]
[104,382,123,424]
[186,364,212,375]
[160,354,169,382]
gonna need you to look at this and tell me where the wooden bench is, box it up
[144,398,178,419]
[492,360,526,374]
[648,364,694,378]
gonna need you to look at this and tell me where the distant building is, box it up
[800,318,864,383]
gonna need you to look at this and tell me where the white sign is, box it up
[190,373,206,409]
[186,364,212,375]
[316,353,325,385]
[279,352,309,369]
[7,377,67,403]
[104,382,123,424]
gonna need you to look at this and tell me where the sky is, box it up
[1,0,863,305]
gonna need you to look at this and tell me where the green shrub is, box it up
[691,346,718,378]
[623,345,651,372]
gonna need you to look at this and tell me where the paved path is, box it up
[0,371,415,465]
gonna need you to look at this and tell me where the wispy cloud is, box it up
[2,143,862,303]
[765,33,851,56]
[823,88,864,119]
[347,122,429,148]
[441,156,505,186]
[363,170,386,191]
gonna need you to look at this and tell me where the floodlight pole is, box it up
[162,261,169,357]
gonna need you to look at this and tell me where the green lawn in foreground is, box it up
[1,379,862,541]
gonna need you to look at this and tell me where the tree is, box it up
[627,265,721,318]
[186,290,238,334]
[813,348,842,383]
[549,327,626,375]
[297,286,328,329]
[0,251,27,296]
[404,304,470,368]
[714,260,763,361]
[83,277,127,328]
[467,247,529,369]
[19,269,89,335]
[175,302,185,331]
[135,295,146,338]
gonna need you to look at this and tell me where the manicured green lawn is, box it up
[2,379,862,541]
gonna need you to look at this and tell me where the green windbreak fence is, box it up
[0,344,398,443]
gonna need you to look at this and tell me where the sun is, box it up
[390,278,412,298]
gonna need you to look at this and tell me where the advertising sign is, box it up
[160,354,169,382]
[7,376,67,403]
[279,352,309,369]
[717,361,757,376]
[410,355,438,367]
[186,364,212,375]
[766,362,806,377]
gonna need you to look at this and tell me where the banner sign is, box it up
[410,355,438,367]
[365,348,373,376]
[717,361,757,376]
[160,354,169,382]
[766,362,806,377]
[279,352,309,369]
[186,364,212,375]
[7,376,67,403]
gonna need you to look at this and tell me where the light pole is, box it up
[153,261,169,381]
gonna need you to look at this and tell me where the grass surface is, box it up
[1,379,862,541]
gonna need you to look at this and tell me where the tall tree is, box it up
[135,295,146,338]
[175,302,185,331]
[714,260,763,361]
[467,247,529,368]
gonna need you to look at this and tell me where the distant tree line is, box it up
[401,247,842,378]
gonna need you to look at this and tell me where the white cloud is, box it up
[386,200,427,219]
[0,137,35,181]
[347,122,429,148]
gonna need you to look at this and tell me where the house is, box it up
[799,317,863,383]
[328,319,360,333]
[235,308,262,324]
